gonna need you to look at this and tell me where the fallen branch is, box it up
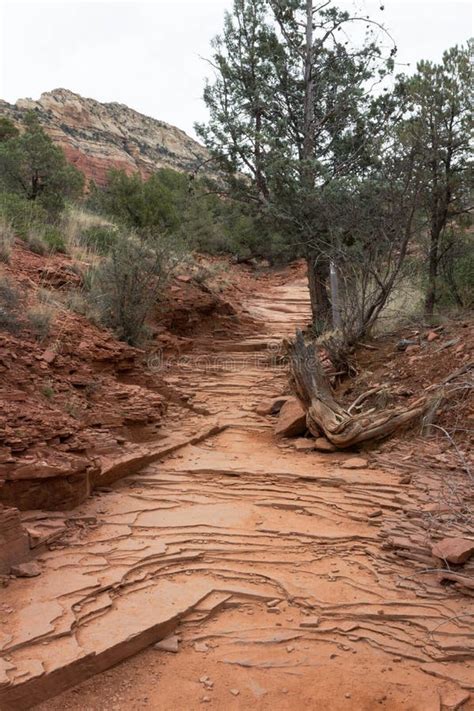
[434,337,460,352]
[356,341,379,351]
[424,361,473,391]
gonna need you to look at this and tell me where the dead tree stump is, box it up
[287,330,430,448]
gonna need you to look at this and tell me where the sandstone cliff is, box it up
[0,88,212,185]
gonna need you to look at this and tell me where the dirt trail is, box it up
[1,275,472,711]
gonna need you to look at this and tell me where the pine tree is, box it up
[0,112,84,214]
[399,44,472,317]
[197,0,396,330]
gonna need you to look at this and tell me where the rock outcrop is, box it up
[0,245,167,514]
[0,88,214,185]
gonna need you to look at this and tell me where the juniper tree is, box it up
[398,45,472,317]
[0,112,84,214]
[197,0,397,330]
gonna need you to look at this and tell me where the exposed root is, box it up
[287,330,471,449]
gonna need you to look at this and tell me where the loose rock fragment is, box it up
[266,599,281,608]
[10,561,41,578]
[431,538,474,565]
[342,457,368,469]
[194,641,210,653]
[154,635,179,653]
[256,397,288,416]
[299,616,320,628]
[293,438,316,451]
[274,398,307,437]
[313,437,337,452]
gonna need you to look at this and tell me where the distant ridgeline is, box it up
[0,88,216,186]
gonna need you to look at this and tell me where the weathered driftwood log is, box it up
[287,330,430,448]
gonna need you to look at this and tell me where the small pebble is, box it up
[266,599,280,608]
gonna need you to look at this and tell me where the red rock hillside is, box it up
[0,88,215,185]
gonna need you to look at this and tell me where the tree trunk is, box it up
[30,170,40,200]
[306,253,331,332]
[301,2,334,334]
[302,0,314,171]
[425,224,441,318]
[287,330,431,448]
[329,261,342,330]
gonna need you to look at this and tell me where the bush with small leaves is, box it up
[23,227,48,255]
[87,233,172,345]
[62,289,97,322]
[0,112,84,215]
[41,382,55,399]
[0,117,19,143]
[79,225,118,255]
[37,288,58,306]
[0,218,15,263]
[0,192,47,238]
[0,277,21,333]
[26,305,54,341]
[41,225,67,254]
[62,290,86,314]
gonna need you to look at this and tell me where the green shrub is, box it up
[19,224,68,255]
[0,117,19,143]
[90,168,184,232]
[42,225,67,254]
[87,234,171,345]
[0,277,21,333]
[0,112,84,216]
[0,218,15,263]
[0,192,47,237]
[41,382,55,399]
[80,225,118,254]
[438,232,474,309]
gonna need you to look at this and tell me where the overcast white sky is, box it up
[0,0,472,139]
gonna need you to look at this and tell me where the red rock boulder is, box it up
[275,398,307,438]
[431,538,474,565]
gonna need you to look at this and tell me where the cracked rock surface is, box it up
[1,276,472,711]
